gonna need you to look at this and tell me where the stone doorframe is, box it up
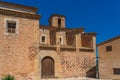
[34,50,63,80]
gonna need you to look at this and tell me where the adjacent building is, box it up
[97,35,120,79]
[0,1,96,80]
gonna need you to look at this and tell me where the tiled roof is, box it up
[48,14,66,22]
[0,8,40,19]
[0,1,38,13]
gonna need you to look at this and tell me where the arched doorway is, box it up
[41,56,54,78]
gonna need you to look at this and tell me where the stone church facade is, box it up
[0,1,96,80]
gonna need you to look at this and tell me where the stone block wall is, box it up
[98,38,120,79]
[40,29,50,45]
[35,49,95,79]
[59,51,95,78]
[0,14,39,80]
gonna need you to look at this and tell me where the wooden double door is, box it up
[41,56,54,78]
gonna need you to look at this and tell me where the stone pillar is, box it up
[79,33,82,48]
[75,33,81,52]
[56,31,60,51]
[48,30,50,45]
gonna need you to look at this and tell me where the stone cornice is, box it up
[82,32,97,36]
[0,9,41,19]
[79,47,94,52]
[48,14,66,22]
[39,25,84,33]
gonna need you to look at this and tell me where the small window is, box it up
[42,36,45,42]
[7,21,16,33]
[106,46,112,52]
[113,68,120,75]
[60,36,63,45]
[60,37,62,44]
[40,35,47,44]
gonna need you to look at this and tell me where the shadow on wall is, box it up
[86,66,96,78]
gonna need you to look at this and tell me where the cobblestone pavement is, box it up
[41,77,112,80]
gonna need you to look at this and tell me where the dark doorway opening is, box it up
[86,66,96,78]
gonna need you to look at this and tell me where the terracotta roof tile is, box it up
[0,8,40,19]
[0,1,38,13]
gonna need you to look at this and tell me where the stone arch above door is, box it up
[34,50,63,79]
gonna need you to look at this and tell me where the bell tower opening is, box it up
[58,18,61,27]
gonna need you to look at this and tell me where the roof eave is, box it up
[0,1,38,13]
[97,35,120,46]
[0,8,41,19]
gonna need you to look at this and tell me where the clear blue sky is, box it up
[3,0,120,44]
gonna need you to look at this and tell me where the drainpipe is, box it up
[96,56,99,79]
